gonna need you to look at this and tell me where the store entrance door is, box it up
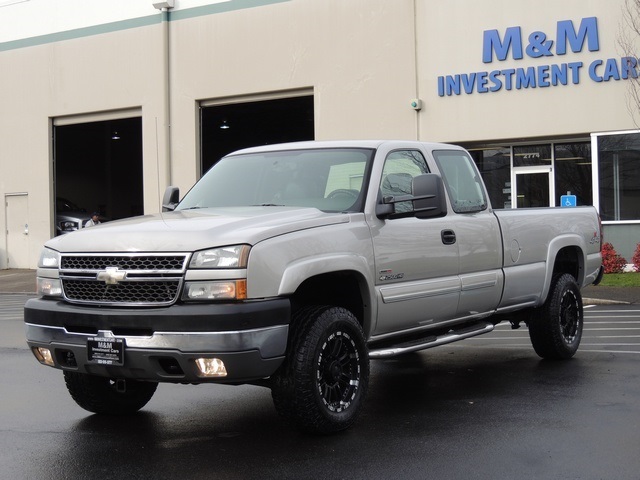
[514,168,553,208]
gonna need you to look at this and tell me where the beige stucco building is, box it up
[1,0,639,269]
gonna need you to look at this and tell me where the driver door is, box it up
[368,149,460,336]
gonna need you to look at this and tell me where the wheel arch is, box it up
[280,258,374,337]
[540,235,586,303]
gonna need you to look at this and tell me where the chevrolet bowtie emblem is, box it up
[96,267,127,285]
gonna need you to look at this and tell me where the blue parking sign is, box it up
[561,195,577,207]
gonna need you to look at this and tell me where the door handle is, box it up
[441,229,456,245]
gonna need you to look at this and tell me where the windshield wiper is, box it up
[253,203,284,207]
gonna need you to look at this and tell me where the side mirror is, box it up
[162,186,180,212]
[375,173,447,219]
[412,174,447,219]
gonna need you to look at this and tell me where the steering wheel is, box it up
[327,189,359,200]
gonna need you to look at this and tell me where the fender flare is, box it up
[278,253,376,335]
[539,234,586,304]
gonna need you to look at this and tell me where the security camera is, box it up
[153,0,174,9]
[410,99,423,111]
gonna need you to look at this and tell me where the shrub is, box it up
[601,242,627,274]
[633,243,640,272]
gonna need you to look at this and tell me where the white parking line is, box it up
[587,310,640,314]
[580,335,640,347]
[449,343,640,353]
[578,349,640,354]
[584,327,640,336]
[585,321,640,324]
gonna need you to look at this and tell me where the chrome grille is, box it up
[63,279,180,304]
[59,253,189,306]
[61,255,187,271]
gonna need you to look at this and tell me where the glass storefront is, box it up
[596,133,640,221]
[467,133,640,261]
[468,140,593,210]
[513,144,551,167]
[467,146,511,209]
[554,142,592,207]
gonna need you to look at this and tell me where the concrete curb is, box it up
[583,297,630,306]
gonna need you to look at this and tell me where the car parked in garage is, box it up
[55,197,92,235]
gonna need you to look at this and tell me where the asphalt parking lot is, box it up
[2,293,640,479]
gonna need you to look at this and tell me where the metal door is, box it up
[5,194,30,268]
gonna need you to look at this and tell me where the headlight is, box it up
[189,245,250,269]
[59,221,78,232]
[38,248,60,268]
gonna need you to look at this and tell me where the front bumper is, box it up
[24,297,290,384]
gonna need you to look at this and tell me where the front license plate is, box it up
[87,337,125,366]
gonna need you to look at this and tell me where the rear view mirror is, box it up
[162,186,180,212]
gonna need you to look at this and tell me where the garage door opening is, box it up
[54,117,143,235]
[200,95,314,175]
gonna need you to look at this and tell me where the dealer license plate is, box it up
[87,337,125,366]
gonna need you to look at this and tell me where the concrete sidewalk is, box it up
[0,268,637,304]
[0,269,37,294]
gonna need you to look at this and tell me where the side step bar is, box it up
[368,321,495,359]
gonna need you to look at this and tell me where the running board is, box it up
[368,321,495,359]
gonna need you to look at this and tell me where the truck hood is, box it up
[45,207,350,253]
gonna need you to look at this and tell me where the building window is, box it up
[597,133,640,221]
[554,142,592,207]
[513,144,551,167]
[468,147,511,209]
[468,140,594,210]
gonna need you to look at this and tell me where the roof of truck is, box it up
[226,140,464,156]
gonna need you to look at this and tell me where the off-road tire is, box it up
[64,371,158,415]
[528,273,583,359]
[271,306,369,434]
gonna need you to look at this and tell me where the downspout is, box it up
[412,0,421,141]
[155,2,173,207]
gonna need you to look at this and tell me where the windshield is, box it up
[177,148,374,212]
[56,197,86,213]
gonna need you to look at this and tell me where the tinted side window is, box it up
[379,150,429,213]
[433,150,487,213]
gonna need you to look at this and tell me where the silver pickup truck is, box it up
[24,140,603,434]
